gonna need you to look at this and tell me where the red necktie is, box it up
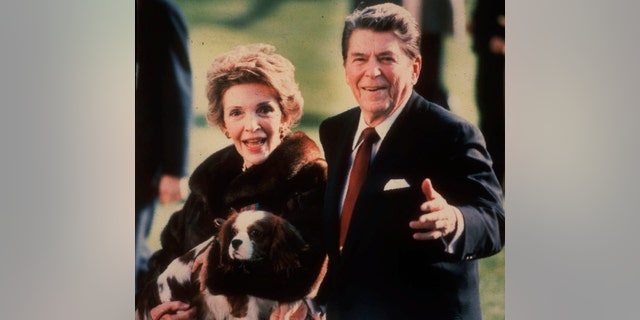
[340,127,379,247]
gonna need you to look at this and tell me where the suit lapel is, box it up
[324,110,360,256]
[371,93,421,173]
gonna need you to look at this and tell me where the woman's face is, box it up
[221,83,285,169]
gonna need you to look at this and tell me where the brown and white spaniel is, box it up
[139,210,311,320]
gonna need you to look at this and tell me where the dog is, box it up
[135,235,214,320]
[140,210,312,320]
[157,236,214,305]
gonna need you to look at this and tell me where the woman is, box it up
[136,44,327,320]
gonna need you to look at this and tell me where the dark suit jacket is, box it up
[319,92,504,320]
[135,0,191,210]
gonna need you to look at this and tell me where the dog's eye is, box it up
[249,229,263,238]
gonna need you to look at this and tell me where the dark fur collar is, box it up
[188,131,323,213]
[224,131,323,208]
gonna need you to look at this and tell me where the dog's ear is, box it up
[213,218,226,235]
[217,213,237,271]
[270,217,307,273]
[203,235,223,294]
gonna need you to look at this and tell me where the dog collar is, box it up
[239,202,260,212]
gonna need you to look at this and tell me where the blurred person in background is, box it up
[135,0,192,294]
[469,0,505,190]
[409,0,466,110]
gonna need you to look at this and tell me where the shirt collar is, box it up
[352,93,411,150]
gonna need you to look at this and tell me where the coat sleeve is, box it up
[155,0,192,177]
[441,120,505,261]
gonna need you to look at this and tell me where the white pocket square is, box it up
[383,178,410,191]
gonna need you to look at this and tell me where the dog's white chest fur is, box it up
[202,294,277,320]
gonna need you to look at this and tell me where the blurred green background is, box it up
[146,0,504,319]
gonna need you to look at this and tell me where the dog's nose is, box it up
[231,239,242,250]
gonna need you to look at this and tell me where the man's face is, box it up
[344,29,421,126]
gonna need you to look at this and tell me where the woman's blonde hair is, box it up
[205,44,304,131]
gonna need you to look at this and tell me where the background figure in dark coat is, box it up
[469,0,505,190]
[319,4,504,319]
[135,0,192,294]
[413,0,457,110]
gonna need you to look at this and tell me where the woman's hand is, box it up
[191,243,212,291]
[269,301,309,320]
[149,301,195,320]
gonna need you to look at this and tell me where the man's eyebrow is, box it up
[348,50,395,58]
[376,50,395,56]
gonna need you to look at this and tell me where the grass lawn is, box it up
[146,1,504,319]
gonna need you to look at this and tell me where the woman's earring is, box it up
[224,131,230,139]
[279,127,285,140]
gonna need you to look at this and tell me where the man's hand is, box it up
[490,36,505,55]
[409,178,458,240]
[159,175,183,204]
[149,301,195,320]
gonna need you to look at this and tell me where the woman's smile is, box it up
[222,83,285,169]
[242,137,267,152]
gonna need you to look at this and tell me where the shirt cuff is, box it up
[441,207,465,254]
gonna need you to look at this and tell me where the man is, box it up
[350,0,458,111]
[135,0,191,294]
[318,3,504,319]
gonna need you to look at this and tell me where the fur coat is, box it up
[137,131,327,306]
